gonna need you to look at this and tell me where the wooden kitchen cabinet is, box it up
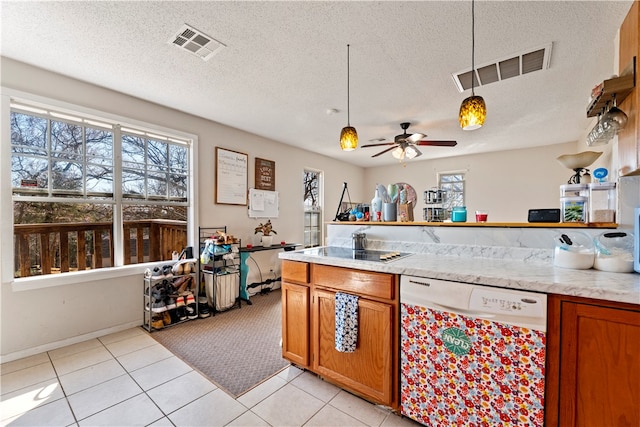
[280,261,399,408]
[618,0,639,176]
[281,260,310,367]
[313,288,394,406]
[546,294,640,427]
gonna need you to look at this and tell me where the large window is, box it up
[10,100,193,279]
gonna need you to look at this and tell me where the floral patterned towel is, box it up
[335,292,359,352]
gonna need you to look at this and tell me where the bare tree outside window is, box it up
[439,172,466,217]
[303,170,322,247]
[10,106,191,278]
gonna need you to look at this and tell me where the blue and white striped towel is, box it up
[335,292,359,353]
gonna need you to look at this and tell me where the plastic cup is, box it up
[281,241,286,245]
[475,210,488,222]
[246,244,253,249]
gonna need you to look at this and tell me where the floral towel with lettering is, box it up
[400,303,546,426]
[335,292,359,353]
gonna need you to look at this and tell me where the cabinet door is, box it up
[281,282,310,367]
[618,0,639,176]
[559,302,640,426]
[312,288,394,406]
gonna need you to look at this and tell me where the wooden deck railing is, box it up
[13,219,187,278]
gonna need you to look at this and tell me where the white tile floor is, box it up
[1,327,420,426]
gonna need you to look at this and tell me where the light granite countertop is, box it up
[279,248,640,305]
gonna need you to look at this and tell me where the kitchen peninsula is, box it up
[279,222,639,426]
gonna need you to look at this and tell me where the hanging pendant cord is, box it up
[346,44,351,126]
[471,0,476,96]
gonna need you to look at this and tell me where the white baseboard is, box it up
[0,321,141,364]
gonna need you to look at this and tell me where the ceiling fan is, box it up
[361,122,457,159]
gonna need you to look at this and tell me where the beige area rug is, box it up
[149,288,290,397]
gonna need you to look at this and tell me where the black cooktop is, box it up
[301,247,413,263]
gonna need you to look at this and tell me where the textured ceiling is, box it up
[0,1,634,167]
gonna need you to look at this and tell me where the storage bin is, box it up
[204,271,239,311]
[553,232,594,269]
[588,182,616,223]
[594,232,634,273]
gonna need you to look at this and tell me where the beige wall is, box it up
[0,57,621,360]
[0,57,365,360]
[364,142,612,223]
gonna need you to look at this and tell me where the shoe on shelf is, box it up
[185,294,196,306]
[151,284,166,301]
[199,304,211,318]
[151,300,167,313]
[145,301,167,312]
[169,309,181,324]
[173,275,192,294]
[151,316,164,329]
[151,266,164,280]
[175,296,185,308]
[162,311,172,326]
[176,306,187,321]
[165,297,177,310]
[162,264,174,278]
[185,293,198,319]
[172,262,185,276]
[178,262,194,275]
[185,305,198,320]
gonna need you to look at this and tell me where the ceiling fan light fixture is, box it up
[459,0,486,131]
[405,145,421,159]
[340,126,358,151]
[391,146,405,160]
[340,44,358,151]
[459,95,487,130]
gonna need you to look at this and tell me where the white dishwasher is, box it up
[400,276,547,426]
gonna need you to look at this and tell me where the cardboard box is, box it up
[398,203,414,222]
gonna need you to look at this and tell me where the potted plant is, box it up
[254,220,277,247]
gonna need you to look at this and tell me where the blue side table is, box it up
[239,243,300,304]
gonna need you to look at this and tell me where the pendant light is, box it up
[340,44,358,151]
[459,0,486,130]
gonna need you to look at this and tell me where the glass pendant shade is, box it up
[340,126,358,151]
[405,145,420,159]
[459,94,486,130]
[391,146,405,160]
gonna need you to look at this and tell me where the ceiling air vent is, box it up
[452,43,552,92]
[169,24,225,61]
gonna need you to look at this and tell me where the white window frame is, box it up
[1,88,198,289]
[437,170,467,213]
[303,168,323,248]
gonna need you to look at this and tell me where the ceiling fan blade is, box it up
[406,133,426,144]
[361,142,394,148]
[415,140,458,147]
[371,146,397,157]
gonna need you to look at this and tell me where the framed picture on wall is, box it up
[215,147,248,205]
[255,157,275,191]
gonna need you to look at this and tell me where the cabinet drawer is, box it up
[312,264,396,300]
[282,260,310,284]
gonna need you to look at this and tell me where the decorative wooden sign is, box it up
[255,158,275,191]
